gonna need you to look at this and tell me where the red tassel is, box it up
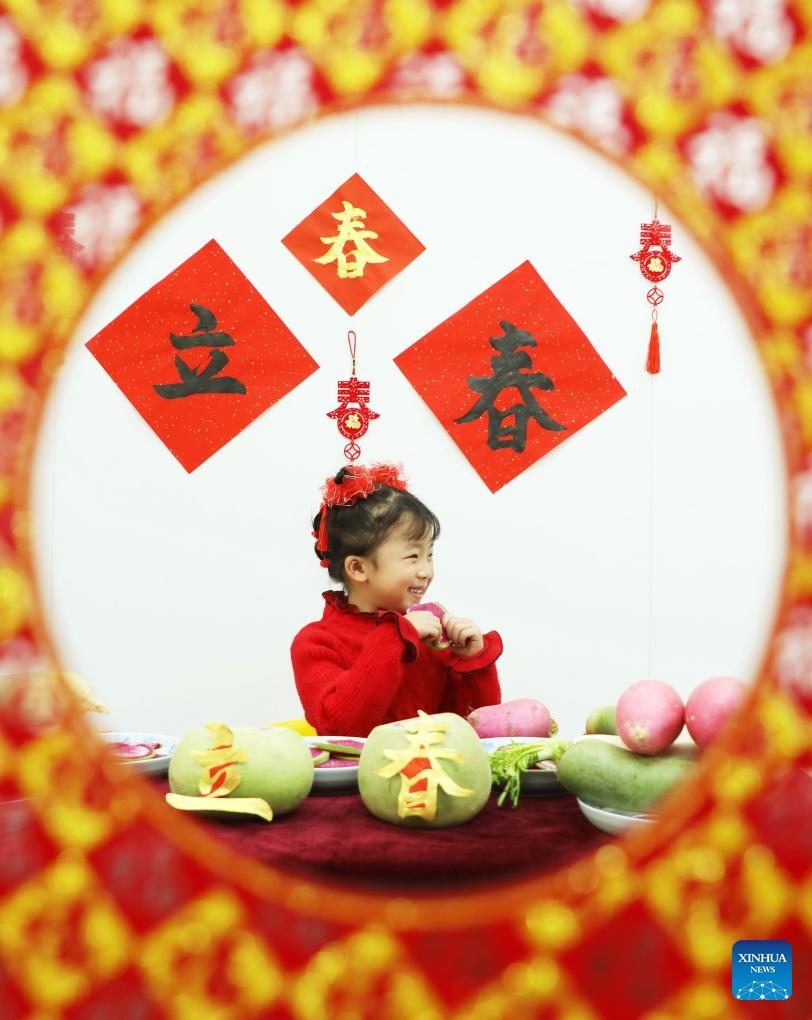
[316,509,329,562]
[646,320,660,374]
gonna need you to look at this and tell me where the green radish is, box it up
[584,705,618,735]
[169,722,314,815]
[358,712,491,828]
[556,737,696,814]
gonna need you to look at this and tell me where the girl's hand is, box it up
[405,610,444,646]
[442,614,484,656]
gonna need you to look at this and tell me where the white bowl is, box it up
[306,736,365,793]
[576,798,655,836]
[100,731,179,776]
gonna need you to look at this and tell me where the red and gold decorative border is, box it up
[1,2,811,1016]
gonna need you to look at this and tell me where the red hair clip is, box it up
[315,463,407,563]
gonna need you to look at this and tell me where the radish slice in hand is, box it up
[405,602,450,648]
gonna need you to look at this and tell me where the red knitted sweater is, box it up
[291,591,503,737]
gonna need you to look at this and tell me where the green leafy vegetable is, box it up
[488,738,571,808]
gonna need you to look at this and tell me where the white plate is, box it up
[481,736,565,794]
[306,736,365,793]
[576,798,655,836]
[100,731,179,776]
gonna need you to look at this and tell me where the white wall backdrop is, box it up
[29,104,788,740]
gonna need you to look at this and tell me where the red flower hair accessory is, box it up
[315,462,408,565]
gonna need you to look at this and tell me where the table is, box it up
[154,778,609,891]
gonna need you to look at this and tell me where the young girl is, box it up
[290,463,502,736]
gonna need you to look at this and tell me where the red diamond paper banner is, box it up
[86,239,319,472]
[394,261,626,492]
[281,173,425,315]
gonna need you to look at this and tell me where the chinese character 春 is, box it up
[153,303,247,399]
[455,320,566,452]
[374,712,475,822]
[314,200,389,278]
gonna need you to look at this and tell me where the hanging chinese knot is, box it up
[630,213,681,374]
[326,330,379,461]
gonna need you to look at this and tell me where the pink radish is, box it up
[467,698,557,738]
[405,601,449,648]
[112,742,157,761]
[685,675,747,748]
[616,679,684,755]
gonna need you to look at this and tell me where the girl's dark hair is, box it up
[313,467,441,583]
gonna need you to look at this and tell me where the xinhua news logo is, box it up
[732,940,792,1000]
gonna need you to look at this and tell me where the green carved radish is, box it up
[169,721,314,816]
[358,711,491,828]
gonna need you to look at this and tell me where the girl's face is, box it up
[346,521,435,614]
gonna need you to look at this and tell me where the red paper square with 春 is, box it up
[86,239,319,472]
[281,173,425,315]
[394,261,626,492]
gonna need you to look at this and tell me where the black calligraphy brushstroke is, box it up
[170,304,236,348]
[154,304,248,399]
[456,320,566,452]
[154,349,247,399]
[170,331,236,349]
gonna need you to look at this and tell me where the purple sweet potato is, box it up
[467,698,557,738]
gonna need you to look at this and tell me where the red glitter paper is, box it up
[85,239,319,471]
[282,173,425,315]
[394,261,626,492]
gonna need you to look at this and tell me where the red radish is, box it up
[405,601,449,648]
[616,680,684,755]
[309,739,364,768]
[467,698,557,738]
[112,742,157,761]
[685,675,747,748]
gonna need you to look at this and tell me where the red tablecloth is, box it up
[154,779,609,891]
